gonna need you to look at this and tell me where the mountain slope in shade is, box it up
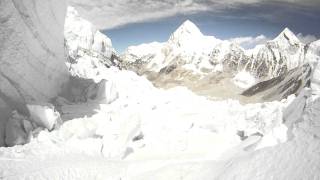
[242,64,312,101]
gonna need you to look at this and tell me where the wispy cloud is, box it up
[297,33,318,44]
[229,35,269,49]
[68,0,320,29]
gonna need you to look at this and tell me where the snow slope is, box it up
[0,65,294,179]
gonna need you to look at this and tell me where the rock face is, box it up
[0,0,68,145]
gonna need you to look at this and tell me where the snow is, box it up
[0,64,296,178]
[0,0,68,146]
[64,7,114,59]
[122,20,222,73]
[0,0,68,102]
[263,27,306,74]
[273,27,301,46]
[123,42,165,63]
[122,24,307,82]
[27,104,61,131]
[233,71,256,89]
[94,79,119,104]
[1,2,320,180]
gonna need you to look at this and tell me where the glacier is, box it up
[0,2,320,180]
[0,0,69,146]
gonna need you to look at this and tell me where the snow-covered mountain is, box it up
[122,20,222,74]
[123,22,306,78]
[244,28,306,77]
[65,7,114,59]
[64,7,121,74]
[122,20,311,102]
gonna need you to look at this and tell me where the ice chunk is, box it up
[5,111,29,147]
[27,104,61,130]
[94,79,119,104]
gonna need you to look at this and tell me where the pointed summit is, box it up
[176,20,202,36]
[273,27,300,45]
[168,20,203,44]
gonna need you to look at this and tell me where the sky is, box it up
[69,0,320,53]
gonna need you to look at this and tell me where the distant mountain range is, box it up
[120,20,319,102]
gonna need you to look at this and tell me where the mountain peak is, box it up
[180,20,199,30]
[176,20,202,35]
[169,20,203,44]
[273,27,300,44]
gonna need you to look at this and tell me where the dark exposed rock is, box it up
[242,64,312,101]
[159,64,177,74]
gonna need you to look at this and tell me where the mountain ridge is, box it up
[121,20,317,102]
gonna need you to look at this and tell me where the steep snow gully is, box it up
[0,1,320,179]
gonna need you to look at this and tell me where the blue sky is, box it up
[102,2,320,52]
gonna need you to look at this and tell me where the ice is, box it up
[94,79,119,104]
[0,0,69,144]
[5,111,30,147]
[64,7,114,58]
[27,104,61,131]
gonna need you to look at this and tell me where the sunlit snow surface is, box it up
[0,66,295,179]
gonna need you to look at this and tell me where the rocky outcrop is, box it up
[0,0,69,146]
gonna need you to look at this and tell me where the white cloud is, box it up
[230,35,270,49]
[67,0,320,29]
[297,33,317,44]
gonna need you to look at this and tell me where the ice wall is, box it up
[0,0,68,146]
